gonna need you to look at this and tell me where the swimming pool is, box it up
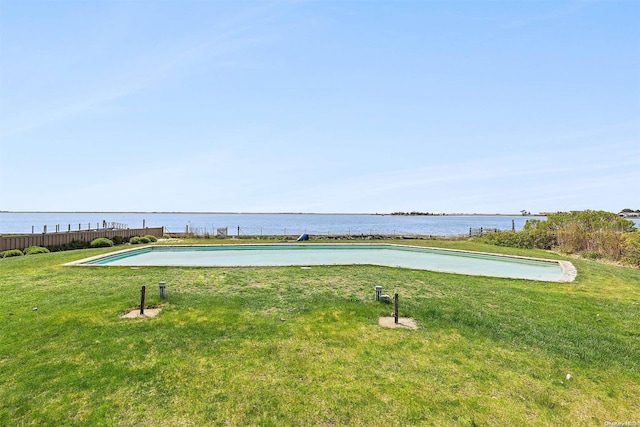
[69,244,576,282]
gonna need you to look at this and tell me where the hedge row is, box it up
[0,246,50,258]
[91,235,158,247]
[130,235,158,245]
[1,235,160,258]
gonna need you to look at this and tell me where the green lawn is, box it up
[1,239,638,426]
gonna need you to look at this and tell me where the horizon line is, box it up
[0,210,547,216]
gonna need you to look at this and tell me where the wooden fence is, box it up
[0,227,164,252]
[469,227,500,237]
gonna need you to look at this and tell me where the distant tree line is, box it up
[390,211,440,216]
[476,210,640,267]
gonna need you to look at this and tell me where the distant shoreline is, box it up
[1,210,547,217]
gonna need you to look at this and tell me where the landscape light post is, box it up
[140,286,146,315]
[394,293,399,324]
[159,282,166,299]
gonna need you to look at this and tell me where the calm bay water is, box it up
[2,212,638,237]
[1,212,539,236]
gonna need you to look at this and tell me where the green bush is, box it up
[529,210,636,233]
[47,240,90,252]
[480,211,638,265]
[130,236,141,244]
[90,238,114,248]
[581,251,603,260]
[144,235,158,242]
[112,236,124,245]
[477,229,556,250]
[622,231,640,267]
[139,236,151,244]
[1,249,24,258]
[23,246,50,256]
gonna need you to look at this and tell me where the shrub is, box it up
[481,211,637,265]
[23,246,50,256]
[581,251,602,260]
[139,236,151,244]
[537,210,636,233]
[130,236,141,244]
[47,240,90,252]
[587,231,624,260]
[112,236,124,245]
[144,235,158,242]
[622,231,640,267]
[1,249,24,258]
[90,238,114,248]
[477,229,556,250]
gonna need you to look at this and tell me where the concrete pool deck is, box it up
[558,261,578,282]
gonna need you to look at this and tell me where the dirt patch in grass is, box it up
[247,281,266,288]
[121,307,163,318]
[378,316,418,329]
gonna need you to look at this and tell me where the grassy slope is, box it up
[0,240,638,426]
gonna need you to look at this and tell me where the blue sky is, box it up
[1,0,638,214]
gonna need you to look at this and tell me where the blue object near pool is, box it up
[68,243,576,282]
